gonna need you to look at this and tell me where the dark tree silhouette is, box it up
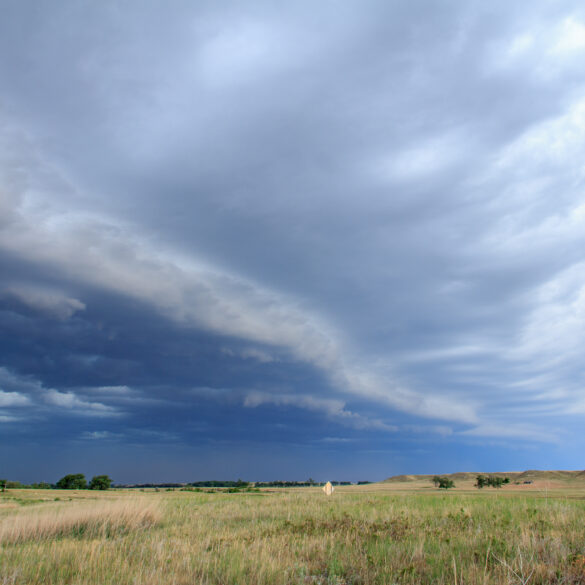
[89,475,112,490]
[56,474,87,489]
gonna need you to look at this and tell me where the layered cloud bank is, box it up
[1,1,585,480]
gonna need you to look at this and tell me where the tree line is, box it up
[0,474,112,491]
[185,479,358,488]
[254,480,353,488]
[430,474,511,489]
[1,476,363,491]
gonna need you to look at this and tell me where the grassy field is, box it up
[2,480,585,584]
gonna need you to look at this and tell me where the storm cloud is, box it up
[1,0,585,482]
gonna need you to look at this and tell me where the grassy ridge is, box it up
[1,486,585,584]
[383,470,585,484]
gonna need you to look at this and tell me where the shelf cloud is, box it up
[1,0,585,482]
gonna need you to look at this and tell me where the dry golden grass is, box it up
[0,497,160,544]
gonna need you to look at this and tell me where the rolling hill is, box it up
[383,470,585,484]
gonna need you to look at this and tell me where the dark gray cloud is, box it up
[2,0,585,481]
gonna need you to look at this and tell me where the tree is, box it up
[486,475,505,488]
[0,479,6,492]
[56,474,87,489]
[476,475,510,489]
[438,477,455,489]
[488,476,505,488]
[432,476,454,489]
[475,474,488,489]
[89,475,112,490]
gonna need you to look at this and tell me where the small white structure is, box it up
[322,481,334,496]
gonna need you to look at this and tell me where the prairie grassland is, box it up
[2,485,585,585]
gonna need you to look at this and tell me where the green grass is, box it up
[2,486,585,584]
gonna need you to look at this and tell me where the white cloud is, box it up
[239,347,277,363]
[495,96,585,175]
[0,367,119,418]
[80,430,122,440]
[564,398,585,415]
[331,367,478,424]
[550,16,585,55]
[507,33,535,59]
[511,261,585,367]
[370,131,467,183]
[0,390,31,407]
[92,386,137,396]
[0,367,44,396]
[44,389,118,416]
[244,391,397,431]
[2,285,85,319]
[486,14,585,78]
[198,19,294,88]
[0,414,20,422]
[398,345,492,364]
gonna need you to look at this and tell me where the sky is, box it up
[1,1,585,484]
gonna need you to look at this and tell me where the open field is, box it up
[2,479,585,585]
